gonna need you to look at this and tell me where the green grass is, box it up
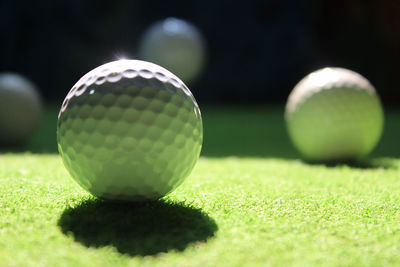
[1,106,400,266]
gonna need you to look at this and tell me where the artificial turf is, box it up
[1,106,400,266]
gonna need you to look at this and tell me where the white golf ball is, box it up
[285,67,384,161]
[138,17,206,84]
[0,73,42,145]
[57,59,203,201]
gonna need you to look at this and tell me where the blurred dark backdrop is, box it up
[0,0,399,104]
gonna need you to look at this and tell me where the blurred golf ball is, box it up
[138,17,206,84]
[57,59,203,201]
[0,72,42,145]
[285,67,384,161]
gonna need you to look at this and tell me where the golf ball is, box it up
[0,72,42,145]
[285,67,384,161]
[138,17,206,84]
[57,59,203,201]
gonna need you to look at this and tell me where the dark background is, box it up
[0,0,399,105]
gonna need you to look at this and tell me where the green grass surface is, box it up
[1,106,400,266]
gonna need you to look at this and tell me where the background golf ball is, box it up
[57,59,203,201]
[0,72,42,145]
[285,67,384,161]
[138,17,206,84]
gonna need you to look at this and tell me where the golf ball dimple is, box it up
[285,67,384,161]
[57,60,203,201]
[0,73,42,145]
[138,17,206,84]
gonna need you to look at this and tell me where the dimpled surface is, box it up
[57,60,202,201]
[285,67,384,161]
